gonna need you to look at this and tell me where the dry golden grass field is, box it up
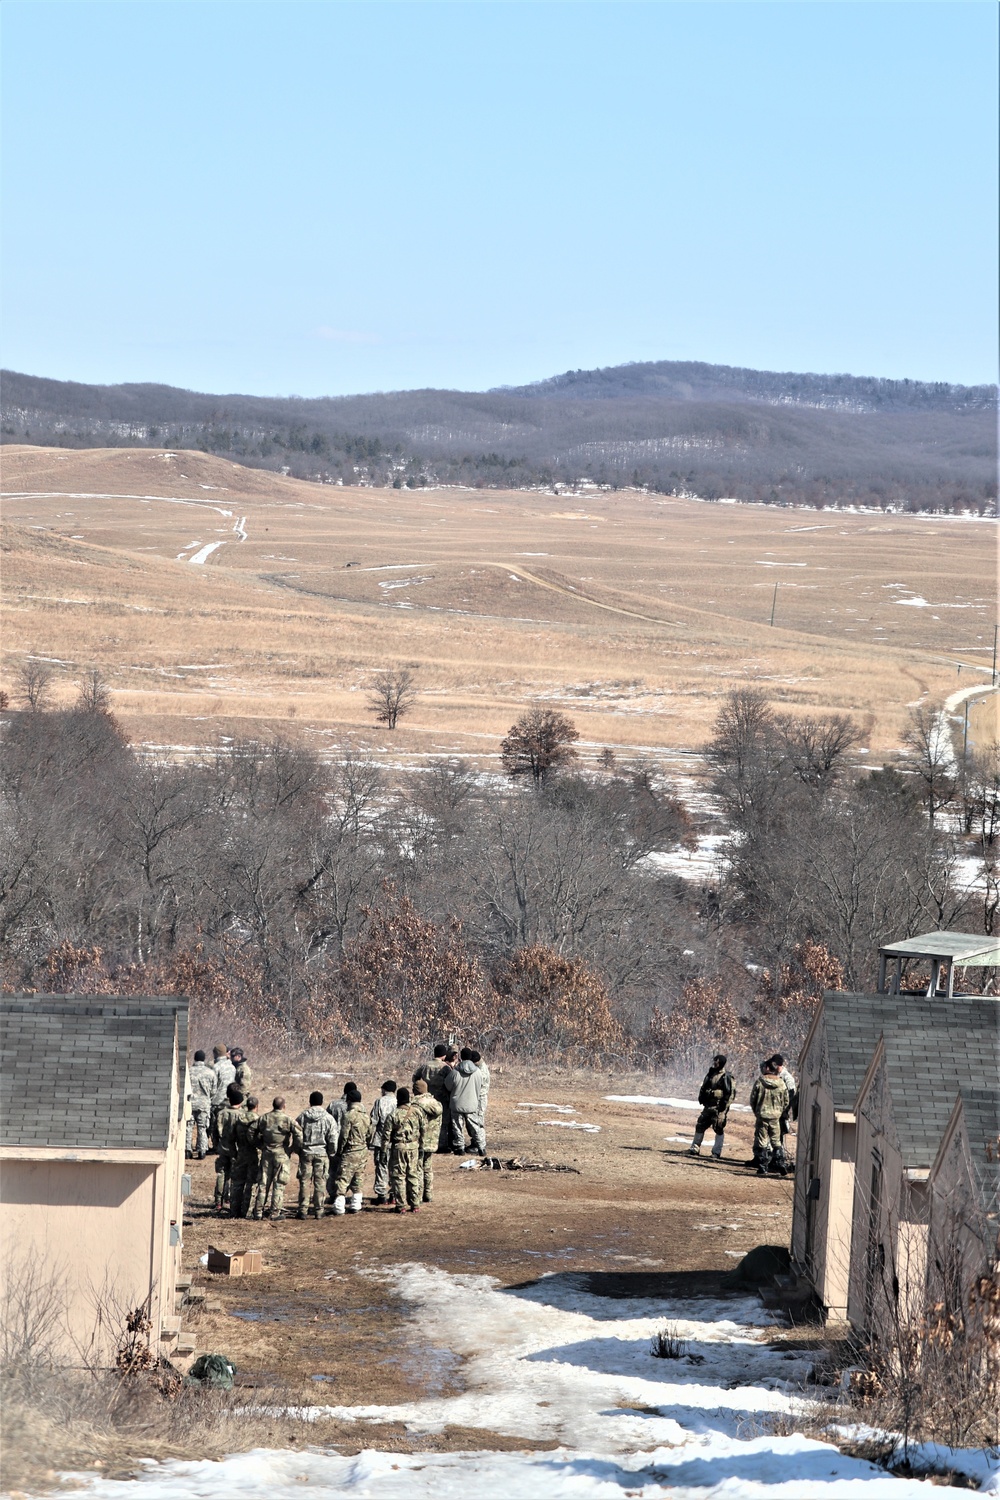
[2,445,997,759]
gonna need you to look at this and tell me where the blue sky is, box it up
[2,1,996,396]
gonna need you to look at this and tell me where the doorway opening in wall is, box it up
[864,1154,885,1327]
[804,1102,822,1273]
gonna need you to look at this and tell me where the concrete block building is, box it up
[0,995,190,1365]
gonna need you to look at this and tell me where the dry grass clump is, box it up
[649,1323,688,1360]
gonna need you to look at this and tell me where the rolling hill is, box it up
[2,360,995,514]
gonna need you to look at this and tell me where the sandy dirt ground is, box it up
[179,1067,796,1450]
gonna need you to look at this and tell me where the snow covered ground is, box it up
[59,1262,999,1498]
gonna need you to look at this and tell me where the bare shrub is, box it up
[0,1254,68,1378]
[77,667,113,715]
[648,940,840,1072]
[18,659,53,711]
[491,944,625,1061]
[840,1258,1000,1458]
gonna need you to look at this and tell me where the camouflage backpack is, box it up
[185,1353,236,1390]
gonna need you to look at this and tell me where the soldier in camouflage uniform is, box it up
[186,1049,215,1158]
[688,1053,735,1160]
[386,1087,426,1213]
[231,1047,252,1095]
[295,1091,340,1219]
[436,1049,459,1153]
[331,1088,370,1215]
[210,1044,237,1145]
[251,1096,304,1219]
[229,1094,260,1218]
[412,1078,443,1203]
[412,1045,448,1091]
[214,1084,244,1212]
[369,1081,398,1205]
[749,1060,790,1176]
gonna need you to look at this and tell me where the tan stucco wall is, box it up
[0,1160,162,1363]
[850,1054,928,1334]
[824,1126,856,1323]
[929,1111,997,1309]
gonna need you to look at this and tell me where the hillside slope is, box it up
[2,361,995,512]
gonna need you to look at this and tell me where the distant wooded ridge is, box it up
[2,360,996,513]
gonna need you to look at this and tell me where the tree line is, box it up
[0,683,994,1065]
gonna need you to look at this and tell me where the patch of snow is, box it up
[539,1120,601,1132]
[62,1440,957,1498]
[69,1261,976,1497]
[833,1426,1000,1493]
[517,1102,576,1113]
[607,1095,752,1114]
[189,541,225,565]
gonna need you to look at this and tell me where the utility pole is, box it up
[993,624,998,687]
[770,583,778,627]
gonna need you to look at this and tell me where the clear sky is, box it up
[2,1,996,396]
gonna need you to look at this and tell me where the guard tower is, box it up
[877,930,1000,998]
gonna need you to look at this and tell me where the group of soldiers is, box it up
[687,1051,797,1176]
[186,1042,491,1220]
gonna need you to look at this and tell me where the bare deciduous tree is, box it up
[902,704,957,826]
[775,712,861,788]
[18,661,53,712]
[366,668,417,730]
[77,668,112,716]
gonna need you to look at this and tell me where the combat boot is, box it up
[333,1195,346,1215]
[348,1192,363,1214]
